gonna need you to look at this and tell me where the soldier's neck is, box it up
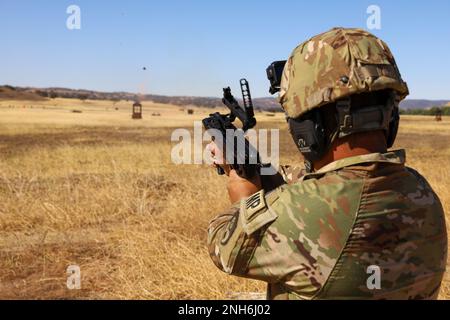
[313,130,388,171]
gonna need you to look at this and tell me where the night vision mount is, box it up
[266,60,287,94]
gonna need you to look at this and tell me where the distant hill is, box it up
[0,85,46,101]
[399,99,450,110]
[1,85,447,111]
[0,85,284,111]
[254,98,450,111]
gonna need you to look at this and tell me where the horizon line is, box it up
[2,83,450,102]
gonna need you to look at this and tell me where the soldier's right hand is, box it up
[206,141,232,176]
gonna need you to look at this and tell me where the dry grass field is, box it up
[0,98,449,299]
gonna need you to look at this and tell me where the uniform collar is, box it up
[313,149,406,175]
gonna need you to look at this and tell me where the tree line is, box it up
[399,106,450,115]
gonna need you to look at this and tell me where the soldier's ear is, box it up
[386,102,399,148]
[288,110,327,163]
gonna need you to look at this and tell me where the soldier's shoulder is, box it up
[235,171,366,242]
[263,172,364,236]
[274,169,366,209]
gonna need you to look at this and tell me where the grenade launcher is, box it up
[202,79,261,179]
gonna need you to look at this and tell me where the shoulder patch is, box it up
[244,190,266,222]
[240,190,278,236]
[220,213,239,245]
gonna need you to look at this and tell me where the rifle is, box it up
[202,79,260,179]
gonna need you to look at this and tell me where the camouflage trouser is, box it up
[267,280,442,300]
[267,283,302,300]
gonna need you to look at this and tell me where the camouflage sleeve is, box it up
[207,181,352,297]
[207,189,279,278]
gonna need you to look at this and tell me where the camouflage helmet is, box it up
[279,27,409,119]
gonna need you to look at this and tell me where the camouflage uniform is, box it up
[208,150,447,299]
[207,28,447,299]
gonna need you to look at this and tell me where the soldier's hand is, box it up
[206,141,232,176]
[207,141,262,203]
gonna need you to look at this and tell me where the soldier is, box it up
[207,28,447,299]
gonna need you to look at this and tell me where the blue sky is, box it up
[1,0,449,99]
